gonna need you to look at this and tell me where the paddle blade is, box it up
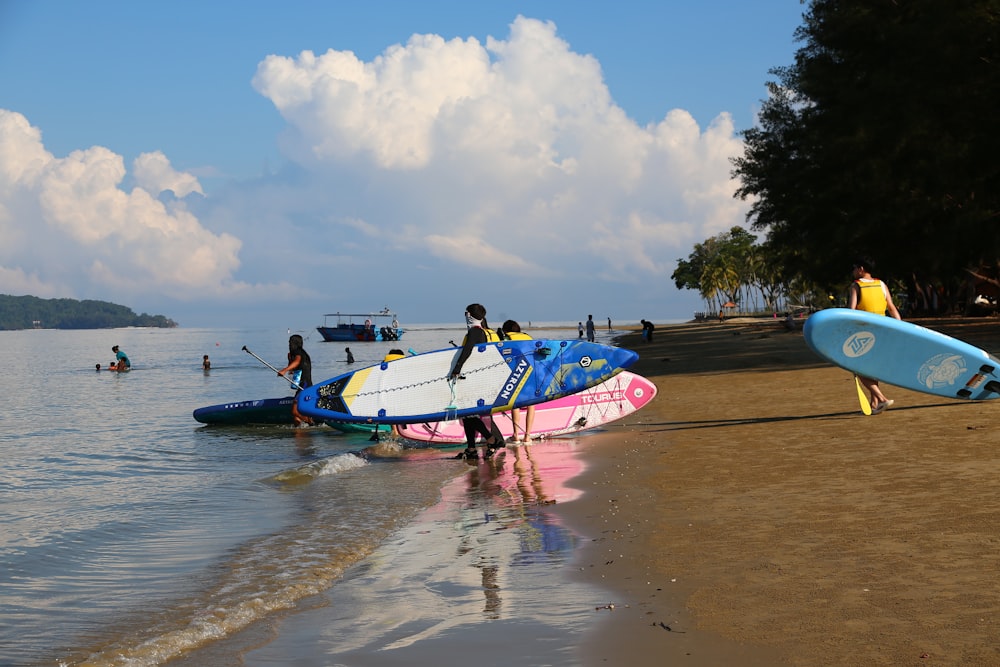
[855,376,873,416]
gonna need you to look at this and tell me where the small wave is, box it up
[315,452,369,476]
[268,453,369,485]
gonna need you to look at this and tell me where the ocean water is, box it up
[0,322,624,666]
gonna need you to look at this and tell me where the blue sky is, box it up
[0,1,805,328]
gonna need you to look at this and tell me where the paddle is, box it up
[854,376,872,416]
[242,345,303,391]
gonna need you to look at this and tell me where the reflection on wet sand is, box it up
[450,442,586,622]
[236,440,596,666]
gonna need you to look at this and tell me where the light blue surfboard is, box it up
[296,339,639,424]
[803,308,1000,401]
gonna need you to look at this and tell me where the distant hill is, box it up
[0,295,178,330]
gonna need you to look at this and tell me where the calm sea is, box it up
[0,322,624,666]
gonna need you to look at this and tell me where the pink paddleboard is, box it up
[397,371,657,444]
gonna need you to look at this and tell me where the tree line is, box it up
[675,0,1000,317]
[0,295,177,330]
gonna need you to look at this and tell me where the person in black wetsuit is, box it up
[449,303,504,460]
[278,334,313,426]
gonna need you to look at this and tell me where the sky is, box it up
[0,1,806,329]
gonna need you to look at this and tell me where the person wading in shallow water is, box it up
[278,334,314,426]
[112,345,130,371]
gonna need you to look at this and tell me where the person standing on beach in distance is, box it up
[585,314,596,342]
[450,303,504,460]
[500,320,535,443]
[608,317,612,331]
[643,319,655,342]
[202,355,211,370]
[848,256,902,414]
[278,334,313,426]
[345,347,355,364]
[112,345,130,371]
[578,321,584,338]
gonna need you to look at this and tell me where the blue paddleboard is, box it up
[803,308,1000,401]
[193,396,300,425]
[192,396,392,432]
[297,339,639,424]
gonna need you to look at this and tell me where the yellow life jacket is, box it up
[461,327,500,345]
[504,331,532,341]
[855,279,888,315]
[382,353,405,362]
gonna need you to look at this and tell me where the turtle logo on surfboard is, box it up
[842,331,876,358]
[917,353,967,389]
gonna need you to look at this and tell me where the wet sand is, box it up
[569,317,1000,666]
[178,317,1000,666]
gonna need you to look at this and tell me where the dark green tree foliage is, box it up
[733,0,1000,303]
[673,226,797,312]
[0,295,177,330]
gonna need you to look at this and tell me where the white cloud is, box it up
[250,15,748,289]
[0,109,251,301]
[0,15,749,323]
[133,151,204,198]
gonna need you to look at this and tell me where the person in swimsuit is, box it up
[112,345,131,371]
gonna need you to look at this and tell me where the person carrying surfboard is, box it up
[500,319,536,443]
[450,303,505,460]
[848,256,902,414]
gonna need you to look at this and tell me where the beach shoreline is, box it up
[172,316,1000,666]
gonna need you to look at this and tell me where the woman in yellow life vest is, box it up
[848,256,902,413]
[500,319,535,442]
[450,303,504,460]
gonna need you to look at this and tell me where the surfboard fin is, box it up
[985,380,1000,394]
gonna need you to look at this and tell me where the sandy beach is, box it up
[571,317,1000,666]
[177,317,1000,666]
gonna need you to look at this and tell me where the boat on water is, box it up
[316,310,404,342]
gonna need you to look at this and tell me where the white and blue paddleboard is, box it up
[296,339,639,424]
[803,308,1000,401]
